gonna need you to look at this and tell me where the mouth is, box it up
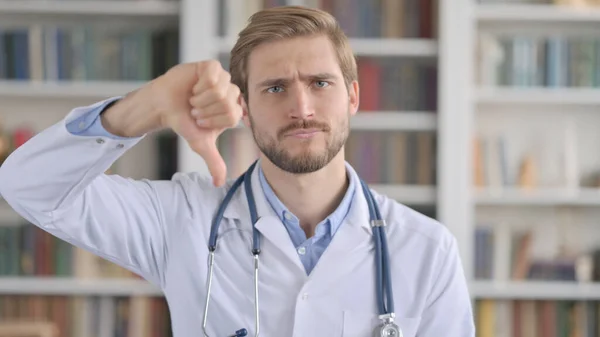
[284,128,322,139]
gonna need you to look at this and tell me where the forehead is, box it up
[246,34,343,85]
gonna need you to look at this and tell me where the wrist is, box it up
[100,86,163,138]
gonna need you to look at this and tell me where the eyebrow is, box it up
[256,72,339,88]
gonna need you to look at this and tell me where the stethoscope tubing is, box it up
[204,161,395,336]
[360,178,394,316]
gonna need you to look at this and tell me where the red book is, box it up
[12,126,35,149]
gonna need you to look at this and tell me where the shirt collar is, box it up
[258,162,356,237]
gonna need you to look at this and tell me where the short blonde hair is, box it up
[229,6,357,101]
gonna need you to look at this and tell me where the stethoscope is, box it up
[202,161,401,337]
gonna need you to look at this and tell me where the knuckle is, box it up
[205,76,219,89]
[189,95,199,105]
[213,88,227,102]
[199,120,213,129]
[226,105,240,124]
[200,59,220,71]
[207,59,222,69]
[199,61,223,88]
[231,84,241,96]
[224,117,236,128]
[227,109,237,123]
[196,113,211,124]
[222,70,231,83]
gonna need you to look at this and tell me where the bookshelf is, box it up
[469,0,600,335]
[13,0,600,335]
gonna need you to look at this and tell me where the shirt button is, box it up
[284,212,293,220]
[78,121,85,129]
[301,293,309,300]
[297,247,306,255]
[96,138,104,144]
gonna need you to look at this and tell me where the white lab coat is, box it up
[0,99,475,337]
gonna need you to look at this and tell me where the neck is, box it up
[260,153,349,238]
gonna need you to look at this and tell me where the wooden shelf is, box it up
[471,280,600,300]
[0,80,143,100]
[0,277,162,296]
[351,112,437,131]
[0,0,180,17]
[476,87,600,105]
[348,38,438,57]
[477,4,600,23]
[370,185,436,205]
[218,38,438,57]
[474,187,600,206]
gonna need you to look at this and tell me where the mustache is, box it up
[278,120,331,137]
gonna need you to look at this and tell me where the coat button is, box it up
[116,144,124,149]
[96,138,104,144]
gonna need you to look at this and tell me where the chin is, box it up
[285,143,326,157]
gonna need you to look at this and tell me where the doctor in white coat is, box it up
[0,6,475,337]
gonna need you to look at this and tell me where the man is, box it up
[0,6,475,337]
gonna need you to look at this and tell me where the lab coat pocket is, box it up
[341,310,421,337]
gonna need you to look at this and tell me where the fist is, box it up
[157,60,243,187]
[189,60,242,130]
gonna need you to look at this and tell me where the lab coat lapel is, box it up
[223,163,305,272]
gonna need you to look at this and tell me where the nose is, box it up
[288,85,314,120]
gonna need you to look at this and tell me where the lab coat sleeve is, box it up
[417,236,476,337]
[0,98,178,288]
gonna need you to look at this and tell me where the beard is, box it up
[247,109,350,174]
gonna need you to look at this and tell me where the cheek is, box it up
[316,97,349,121]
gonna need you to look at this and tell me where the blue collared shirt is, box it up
[67,97,356,275]
[258,164,355,275]
[66,97,131,140]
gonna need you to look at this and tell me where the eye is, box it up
[315,81,329,88]
[267,86,284,93]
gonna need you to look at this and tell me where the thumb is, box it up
[188,137,227,187]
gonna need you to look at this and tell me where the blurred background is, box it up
[0,0,599,336]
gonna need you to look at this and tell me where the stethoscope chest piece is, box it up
[376,322,402,337]
[375,313,402,337]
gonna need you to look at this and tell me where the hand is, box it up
[156,60,243,187]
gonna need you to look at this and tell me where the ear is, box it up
[240,94,251,128]
[348,80,359,116]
